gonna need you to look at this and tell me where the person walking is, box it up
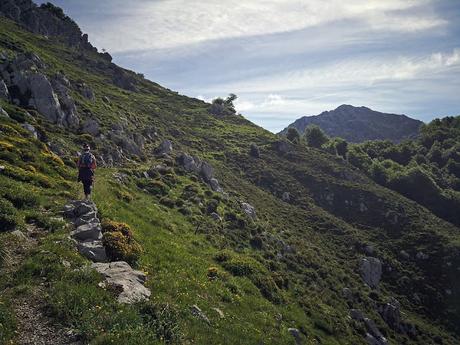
[77,143,97,200]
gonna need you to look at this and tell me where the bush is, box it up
[251,274,282,303]
[137,179,169,196]
[304,125,328,148]
[101,220,142,265]
[138,302,182,343]
[286,128,300,143]
[115,190,134,203]
[25,211,65,232]
[0,198,20,232]
[102,231,142,265]
[206,199,219,214]
[159,197,176,208]
[207,266,219,280]
[1,184,39,208]
[249,143,260,158]
[221,256,264,276]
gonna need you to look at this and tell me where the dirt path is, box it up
[3,224,82,345]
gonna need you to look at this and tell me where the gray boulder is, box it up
[364,318,387,345]
[282,192,290,202]
[350,309,364,321]
[379,298,401,331]
[156,140,172,155]
[78,83,95,101]
[92,261,151,303]
[200,161,213,181]
[77,240,107,262]
[360,257,382,288]
[0,106,9,118]
[21,123,38,139]
[190,305,210,325]
[241,202,256,219]
[209,178,223,193]
[288,328,302,345]
[70,222,102,241]
[0,79,9,100]
[82,119,100,136]
[178,153,200,173]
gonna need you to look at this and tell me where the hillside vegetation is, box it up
[0,3,459,345]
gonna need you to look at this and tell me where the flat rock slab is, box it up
[91,261,151,304]
[77,241,107,262]
[70,223,102,241]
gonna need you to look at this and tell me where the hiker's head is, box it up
[82,143,90,152]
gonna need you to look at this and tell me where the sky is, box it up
[38,0,460,132]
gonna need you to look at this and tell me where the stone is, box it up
[21,123,38,139]
[209,178,223,192]
[79,83,95,101]
[416,251,429,260]
[81,119,100,136]
[379,299,401,331]
[156,140,172,155]
[282,192,290,202]
[200,161,214,181]
[364,245,374,255]
[74,217,98,227]
[0,106,8,118]
[211,307,224,318]
[0,79,9,100]
[360,257,382,288]
[190,305,210,325]
[73,201,96,217]
[70,223,102,241]
[92,261,151,303]
[249,143,260,158]
[210,212,222,221]
[350,309,364,321]
[241,202,256,219]
[399,250,410,260]
[77,240,107,262]
[178,153,200,173]
[364,318,387,345]
[102,96,110,104]
[288,328,302,345]
[342,287,353,300]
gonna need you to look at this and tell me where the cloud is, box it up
[81,0,446,53]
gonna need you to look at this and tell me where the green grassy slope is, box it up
[1,15,459,345]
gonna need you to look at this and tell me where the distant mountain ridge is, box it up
[280,104,423,142]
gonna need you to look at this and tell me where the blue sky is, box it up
[38,0,460,132]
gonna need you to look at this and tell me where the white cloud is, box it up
[87,0,446,53]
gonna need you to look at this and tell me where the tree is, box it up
[304,124,328,148]
[209,94,237,116]
[334,138,348,158]
[286,127,300,143]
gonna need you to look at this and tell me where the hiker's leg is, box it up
[83,180,92,198]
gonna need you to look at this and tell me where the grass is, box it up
[0,15,459,345]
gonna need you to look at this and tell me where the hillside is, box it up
[280,105,423,143]
[0,2,459,345]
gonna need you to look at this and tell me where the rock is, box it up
[416,251,429,260]
[0,79,9,100]
[81,119,100,136]
[211,307,224,318]
[241,202,256,219]
[360,257,382,289]
[282,192,290,202]
[379,298,401,331]
[156,139,172,155]
[200,161,213,181]
[92,261,151,303]
[399,250,410,260]
[209,178,223,192]
[73,201,96,217]
[364,318,387,345]
[77,240,107,262]
[102,96,110,104]
[249,143,260,158]
[78,83,95,101]
[21,123,38,139]
[70,223,102,241]
[74,216,98,227]
[359,202,368,212]
[190,305,210,325]
[210,212,222,221]
[342,287,353,300]
[288,328,302,345]
[365,333,384,345]
[0,106,8,118]
[178,153,200,173]
[350,309,364,321]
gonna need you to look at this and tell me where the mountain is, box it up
[0,2,459,345]
[280,104,424,143]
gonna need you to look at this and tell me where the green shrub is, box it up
[0,300,16,342]
[115,189,134,203]
[221,256,264,277]
[1,184,39,208]
[0,198,20,232]
[251,274,282,303]
[101,220,142,265]
[138,302,183,343]
[137,179,169,196]
[102,231,143,265]
[286,127,300,143]
[25,212,66,232]
[304,124,328,148]
[206,199,219,214]
[159,197,176,208]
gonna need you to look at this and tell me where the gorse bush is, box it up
[101,220,142,265]
[304,124,328,148]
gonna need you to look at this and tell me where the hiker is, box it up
[77,143,97,200]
